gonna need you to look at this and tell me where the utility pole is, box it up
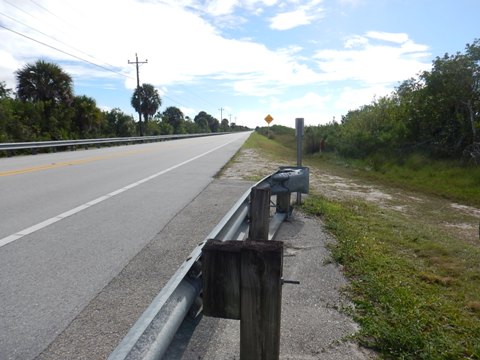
[128,53,148,135]
[219,107,224,123]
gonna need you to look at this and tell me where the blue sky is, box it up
[1,0,479,129]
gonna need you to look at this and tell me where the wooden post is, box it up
[248,183,271,240]
[276,193,290,214]
[202,239,241,320]
[240,240,283,360]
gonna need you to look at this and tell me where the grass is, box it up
[244,129,480,359]
[254,127,480,207]
[302,196,480,359]
[243,130,296,162]
[310,152,480,208]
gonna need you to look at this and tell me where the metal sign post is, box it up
[295,118,304,205]
[265,114,273,137]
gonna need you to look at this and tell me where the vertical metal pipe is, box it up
[295,118,304,205]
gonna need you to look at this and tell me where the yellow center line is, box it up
[0,147,158,177]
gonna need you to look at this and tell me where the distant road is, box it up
[0,132,250,360]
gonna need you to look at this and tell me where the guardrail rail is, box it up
[0,133,227,154]
[108,166,309,360]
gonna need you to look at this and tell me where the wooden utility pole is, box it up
[219,107,224,123]
[128,53,147,135]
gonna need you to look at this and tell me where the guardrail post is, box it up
[240,240,283,360]
[203,240,241,320]
[204,181,283,360]
[276,193,290,215]
[202,240,283,360]
[248,183,271,240]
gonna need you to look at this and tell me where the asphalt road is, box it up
[0,132,249,360]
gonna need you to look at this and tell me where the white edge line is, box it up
[0,140,236,249]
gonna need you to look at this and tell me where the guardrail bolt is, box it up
[281,279,300,285]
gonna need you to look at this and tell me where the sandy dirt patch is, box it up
[222,148,480,246]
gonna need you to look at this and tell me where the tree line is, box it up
[0,60,248,143]
[305,39,480,164]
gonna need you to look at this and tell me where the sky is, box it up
[0,0,479,129]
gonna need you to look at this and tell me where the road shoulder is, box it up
[36,179,254,360]
[166,210,373,359]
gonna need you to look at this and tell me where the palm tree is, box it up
[131,83,162,135]
[16,60,73,105]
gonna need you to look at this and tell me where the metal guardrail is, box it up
[108,166,309,360]
[0,133,225,152]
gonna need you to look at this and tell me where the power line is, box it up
[1,20,193,111]
[0,23,132,80]
[0,10,119,71]
[24,0,119,71]
[0,8,218,115]
[4,0,39,21]
[29,0,71,27]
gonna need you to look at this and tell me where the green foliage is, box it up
[255,125,296,149]
[220,118,229,132]
[72,96,105,138]
[162,106,185,134]
[1,60,247,146]
[16,60,73,105]
[131,83,161,136]
[306,39,480,163]
[0,81,13,99]
[302,195,480,359]
[193,111,219,133]
[247,115,480,359]
[245,131,295,161]
[105,108,136,137]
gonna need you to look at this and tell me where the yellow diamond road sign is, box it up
[264,114,273,124]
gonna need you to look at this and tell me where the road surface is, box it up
[0,132,249,360]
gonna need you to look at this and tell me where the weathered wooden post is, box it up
[203,240,241,320]
[248,183,271,240]
[240,240,283,360]
[202,240,283,360]
[202,182,284,360]
[276,193,290,215]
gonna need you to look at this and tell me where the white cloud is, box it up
[366,31,409,44]
[269,0,324,30]
[270,92,330,112]
[0,0,328,100]
[0,50,19,90]
[204,0,239,15]
[270,9,312,30]
[0,1,435,130]
[339,0,364,7]
[236,91,332,129]
[344,35,369,49]
[334,85,392,112]
[314,32,431,85]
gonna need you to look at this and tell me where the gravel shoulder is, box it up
[168,211,372,359]
[35,180,254,360]
[167,148,376,359]
[223,148,479,247]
